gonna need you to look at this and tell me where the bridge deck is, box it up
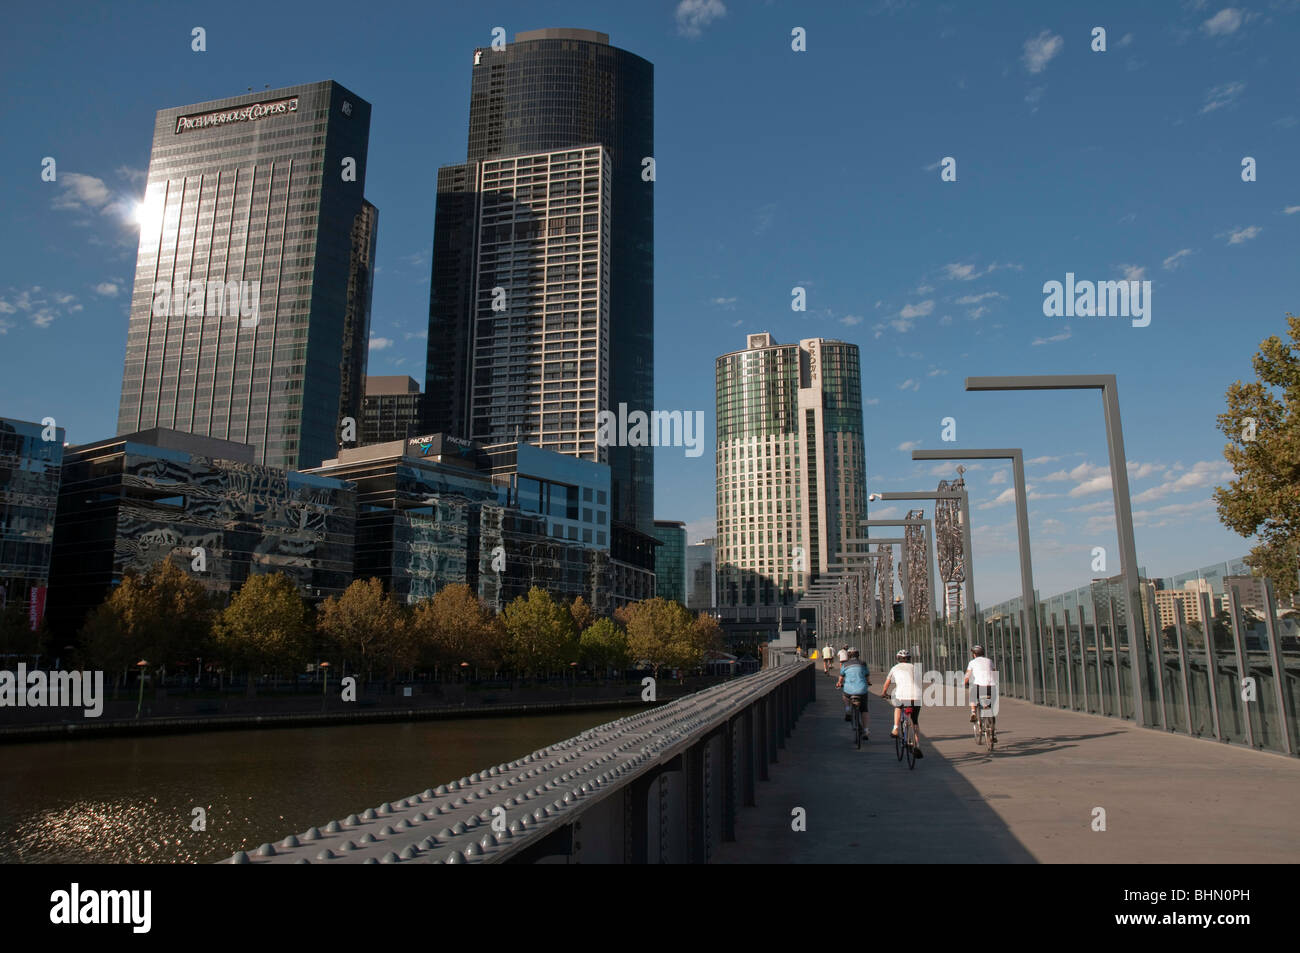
[714,669,1300,863]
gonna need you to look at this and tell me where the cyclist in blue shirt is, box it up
[835,649,871,738]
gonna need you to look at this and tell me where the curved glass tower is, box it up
[715,333,867,606]
[426,28,654,535]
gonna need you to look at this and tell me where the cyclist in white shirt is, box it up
[837,647,849,667]
[964,645,996,722]
[881,649,924,758]
[823,644,835,675]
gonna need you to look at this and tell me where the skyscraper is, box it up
[715,333,867,607]
[117,81,377,471]
[425,28,654,534]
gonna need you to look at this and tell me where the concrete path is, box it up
[714,668,1300,863]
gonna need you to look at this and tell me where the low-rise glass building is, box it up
[47,428,355,640]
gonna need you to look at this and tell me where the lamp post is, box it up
[855,516,940,648]
[135,660,148,719]
[319,661,330,710]
[965,374,1151,726]
[911,448,1042,703]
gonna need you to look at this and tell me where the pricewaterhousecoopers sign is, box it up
[174,97,299,134]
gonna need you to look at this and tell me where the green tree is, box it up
[579,617,628,675]
[1214,313,1300,600]
[623,597,695,677]
[502,586,577,676]
[686,612,724,672]
[316,578,410,680]
[410,584,506,674]
[213,573,312,679]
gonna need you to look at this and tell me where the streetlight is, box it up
[135,660,148,719]
[912,447,1042,703]
[319,661,330,710]
[965,373,1152,726]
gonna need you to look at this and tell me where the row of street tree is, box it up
[69,561,722,686]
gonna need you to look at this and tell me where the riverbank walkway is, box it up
[714,668,1300,863]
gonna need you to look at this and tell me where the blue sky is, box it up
[1,1,1296,605]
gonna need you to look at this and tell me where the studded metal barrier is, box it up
[225,661,815,864]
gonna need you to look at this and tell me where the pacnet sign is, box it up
[174,97,299,134]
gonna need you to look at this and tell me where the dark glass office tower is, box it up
[426,28,654,534]
[118,81,377,471]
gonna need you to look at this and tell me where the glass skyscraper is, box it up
[715,333,868,607]
[651,520,687,605]
[425,28,654,534]
[117,81,377,472]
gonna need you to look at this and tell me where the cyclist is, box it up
[835,648,871,738]
[881,649,923,759]
[823,643,835,675]
[964,644,996,722]
[837,646,849,668]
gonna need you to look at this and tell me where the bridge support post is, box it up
[1198,591,1223,742]
[1172,601,1194,737]
[1225,589,1255,748]
[1261,579,1295,756]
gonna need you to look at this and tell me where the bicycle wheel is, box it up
[973,711,982,744]
[905,721,916,770]
[894,717,904,761]
[854,706,862,749]
[988,716,996,753]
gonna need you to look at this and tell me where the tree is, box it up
[623,597,695,677]
[0,601,43,658]
[78,560,214,676]
[213,573,312,678]
[502,587,578,676]
[579,617,628,675]
[1214,314,1300,600]
[316,578,410,681]
[687,612,724,671]
[569,595,594,633]
[409,584,506,674]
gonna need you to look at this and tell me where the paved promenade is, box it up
[714,667,1300,863]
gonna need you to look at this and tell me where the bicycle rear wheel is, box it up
[894,718,904,761]
[854,706,862,749]
[987,716,996,753]
[905,722,916,770]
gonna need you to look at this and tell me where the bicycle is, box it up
[973,687,996,752]
[894,703,918,769]
[849,694,866,749]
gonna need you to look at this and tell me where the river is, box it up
[0,706,646,863]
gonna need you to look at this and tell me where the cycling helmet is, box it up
[971,645,984,657]
[896,649,911,661]
[847,648,860,658]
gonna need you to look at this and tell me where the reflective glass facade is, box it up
[362,376,423,445]
[47,430,355,640]
[426,29,654,533]
[651,520,686,605]
[715,334,867,607]
[118,81,376,471]
[0,417,64,623]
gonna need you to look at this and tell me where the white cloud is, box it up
[0,286,78,329]
[1117,33,1134,47]
[1026,455,1060,465]
[897,440,922,451]
[899,300,934,319]
[865,397,881,406]
[897,379,920,392]
[369,336,394,351]
[1201,81,1245,113]
[1127,461,1161,480]
[989,470,1008,486]
[1202,8,1243,36]
[1283,205,1300,215]
[1131,460,1232,503]
[676,0,726,38]
[1032,326,1072,346]
[51,173,112,211]
[926,367,947,377]
[404,330,428,340]
[942,261,1021,282]
[1022,30,1063,73]
[840,314,863,326]
[954,292,1003,305]
[1222,225,1261,244]
[1069,475,1113,498]
[1162,248,1194,269]
[712,296,737,308]
[978,488,1017,510]
[1118,263,1146,281]
[94,282,120,297]
[1044,462,1110,483]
